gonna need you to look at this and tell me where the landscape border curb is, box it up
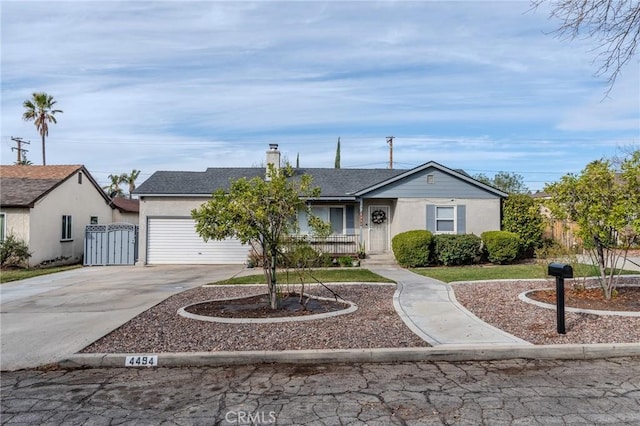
[58,343,640,369]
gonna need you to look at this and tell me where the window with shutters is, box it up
[435,206,455,233]
[427,204,466,234]
[298,206,348,235]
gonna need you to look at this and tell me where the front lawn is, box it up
[412,263,637,283]
[213,268,394,285]
[0,265,82,283]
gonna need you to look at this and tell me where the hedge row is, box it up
[391,230,521,267]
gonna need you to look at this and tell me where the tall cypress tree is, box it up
[334,137,341,169]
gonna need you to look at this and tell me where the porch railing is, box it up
[284,234,359,256]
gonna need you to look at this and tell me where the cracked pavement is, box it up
[2,357,639,425]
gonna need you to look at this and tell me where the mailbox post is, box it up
[547,263,573,334]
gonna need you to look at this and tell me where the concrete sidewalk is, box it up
[369,266,531,346]
[578,255,640,272]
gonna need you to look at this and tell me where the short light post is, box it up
[547,263,573,334]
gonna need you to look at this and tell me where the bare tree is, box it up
[532,0,640,91]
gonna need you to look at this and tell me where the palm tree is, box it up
[103,174,126,198]
[122,169,141,198]
[22,92,63,165]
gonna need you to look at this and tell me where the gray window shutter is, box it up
[346,205,355,234]
[426,204,435,232]
[457,204,466,234]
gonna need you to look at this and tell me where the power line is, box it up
[10,137,30,164]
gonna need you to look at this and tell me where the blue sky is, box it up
[1,1,638,192]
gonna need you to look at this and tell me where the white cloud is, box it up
[1,0,637,192]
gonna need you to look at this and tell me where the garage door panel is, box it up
[147,218,248,264]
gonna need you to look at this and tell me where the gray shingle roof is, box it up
[1,178,63,207]
[134,167,408,198]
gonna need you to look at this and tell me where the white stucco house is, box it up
[133,145,507,265]
[0,165,136,267]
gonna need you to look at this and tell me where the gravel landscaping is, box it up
[82,283,429,353]
[81,276,640,353]
[452,276,640,345]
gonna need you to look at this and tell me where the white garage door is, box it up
[147,218,248,264]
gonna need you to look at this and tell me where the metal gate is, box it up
[84,223,138,266]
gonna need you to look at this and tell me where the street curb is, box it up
[58,343,640,369]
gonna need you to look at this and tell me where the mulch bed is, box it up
[527,286,640,311]
[184,292,349,318]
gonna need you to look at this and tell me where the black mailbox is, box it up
[547,262,573,334]
[548,262,573,278]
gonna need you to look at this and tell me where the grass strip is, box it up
[1,265,82,283]
[213,268,394,285]
[412,263,637,283]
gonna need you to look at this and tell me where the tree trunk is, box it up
[41,133,46,165]
[268,250,279,309]
[594,237,612,300]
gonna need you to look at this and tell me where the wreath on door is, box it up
[371,209,386,224]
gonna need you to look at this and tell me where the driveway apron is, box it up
[0,265,245,371]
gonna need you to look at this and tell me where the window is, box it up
[435,206,455,233]
[62,215,72,240]
[78,172,83,184]
[427,204,465,234]
[0,213,5,242]
[427,174,435,184]
[310,206,345,235]
[90,216,99,225]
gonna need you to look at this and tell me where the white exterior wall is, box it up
[390,198,501,237]
[1,208,30,243]
[137,196,210,265]
[112,210,139,225]
[27,171,113,266]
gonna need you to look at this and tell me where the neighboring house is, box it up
[134,145,507,265]
[110,196,140,225]
[0,165,117,266]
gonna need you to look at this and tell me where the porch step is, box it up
[361,252,397,267]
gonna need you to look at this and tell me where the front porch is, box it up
[285,234,361,256]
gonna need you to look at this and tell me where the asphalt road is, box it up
[0,265,246,371]
[2,357,639,425]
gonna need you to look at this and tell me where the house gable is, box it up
[354,162,507,199]
[0,165,113,207]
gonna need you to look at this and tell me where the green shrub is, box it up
[279,243,322,268]
[0,234,31,268]
[481,230,521,264]
[433,234,482,265]
[338,256,354,267]
[391,230,433,267]
[502,194,544,258]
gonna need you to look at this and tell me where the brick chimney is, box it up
[265,143,280,180]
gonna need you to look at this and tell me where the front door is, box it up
[368,205,389,253]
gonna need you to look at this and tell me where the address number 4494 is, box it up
[125,355,158,367]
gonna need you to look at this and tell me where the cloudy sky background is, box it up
[1,0,638,192]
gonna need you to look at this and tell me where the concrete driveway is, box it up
[0,265,247,371]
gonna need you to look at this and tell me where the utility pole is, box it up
[11,137,30,164]
[386,136,394,169]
